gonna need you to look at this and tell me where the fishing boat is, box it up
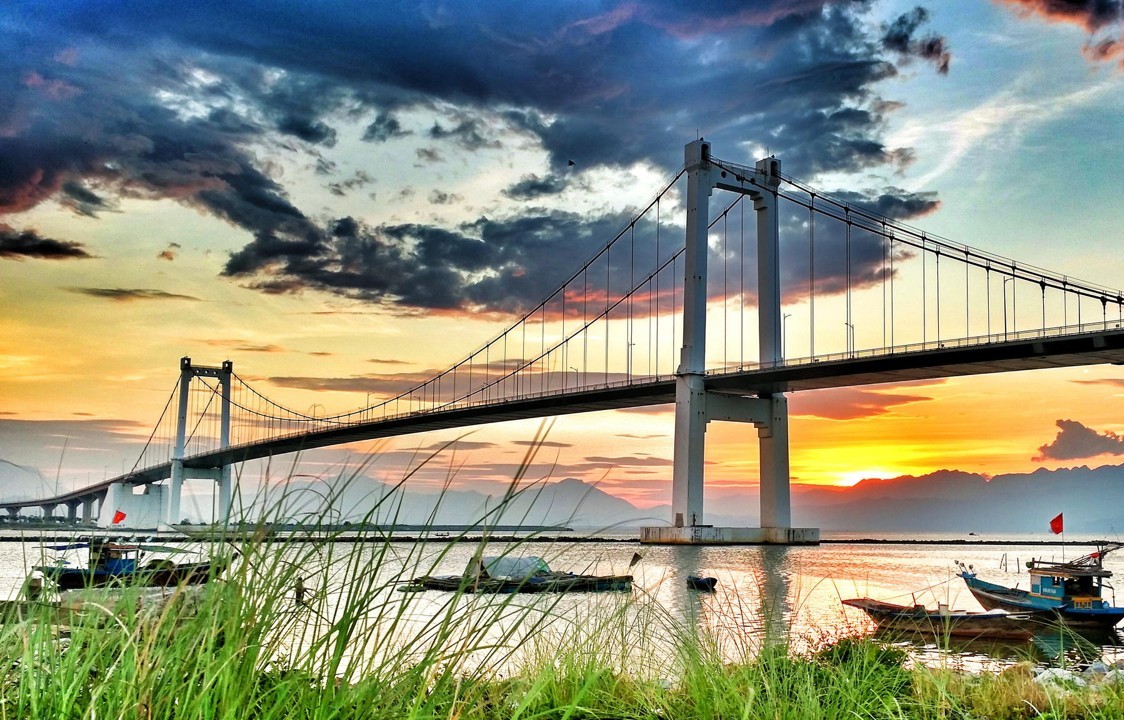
[411,555,633,594]
[843,598,1048,640]
[33,538,226,590]
[957,545,1124,631]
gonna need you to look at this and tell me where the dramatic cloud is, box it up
[1034,419,1124,461]
[0,1,953,315]
[156,242,181,261]
[997,0,1124,67]
[998,0,1122,32]
[504,174,571,201]
[65,288,201,302]
[882,7,951,74]
[0,224,92,260]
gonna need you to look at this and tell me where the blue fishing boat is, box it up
[33,538,226,590]
[957,545,1124,631]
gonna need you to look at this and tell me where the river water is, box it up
[2,531,1121,674]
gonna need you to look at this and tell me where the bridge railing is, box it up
[192,317,1124,466]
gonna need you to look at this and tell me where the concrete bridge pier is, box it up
[642,140,818,545]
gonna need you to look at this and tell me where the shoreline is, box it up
[0,527,1112,547]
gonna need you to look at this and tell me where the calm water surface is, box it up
[2,531,1120,673]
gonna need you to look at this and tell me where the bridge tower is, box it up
[167,357,234,526]
[641,140,819,545]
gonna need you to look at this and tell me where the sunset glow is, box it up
[2,2,1124,522]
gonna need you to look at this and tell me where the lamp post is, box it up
[844,322,855,356]
[570,366,580,387]
[1003,276,1014,341]
[782,313,791,363]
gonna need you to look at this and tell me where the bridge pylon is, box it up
[641,140,819,545]
[166,357,234,527]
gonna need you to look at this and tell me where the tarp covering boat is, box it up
[412,554,632,593]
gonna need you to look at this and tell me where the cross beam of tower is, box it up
[642,140,819,544]
[167,357,233,526]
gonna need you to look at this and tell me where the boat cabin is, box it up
[1027,557,1112,609]
[89,540,140,574]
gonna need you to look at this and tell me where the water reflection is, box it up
[4,537,1124,673]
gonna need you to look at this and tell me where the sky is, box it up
[2,0,1124,520]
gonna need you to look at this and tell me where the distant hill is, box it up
[5,450,1124,533]
[792,465,1124,533]
[242,474,668,529]
[244,463,1124,533]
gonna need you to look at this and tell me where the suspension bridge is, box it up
[5,140,1124,543]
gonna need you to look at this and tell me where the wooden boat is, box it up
[957,545,1124,631]
[33,538,226,590]
[843,598,1049,640]
[411,555,633,594]
[686,575,718,591]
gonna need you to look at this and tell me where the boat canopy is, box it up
[468,556,551,580]
[1027,544,1122,579]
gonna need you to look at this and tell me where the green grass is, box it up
[5,444,1124,718]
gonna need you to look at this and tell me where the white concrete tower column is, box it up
[217,360,233,524]
[166,356,192,526]
[752,157,792,529]
[672,139,715,527]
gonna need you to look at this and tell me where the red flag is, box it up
[111,510,126,524]
[1049,513,1063,534]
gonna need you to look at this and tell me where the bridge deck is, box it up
[7,326,1124,510]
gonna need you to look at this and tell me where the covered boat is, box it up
[33,538,226,590]
[843,597,1048,640]
[412,555,633,593]
[957,545,1124,631]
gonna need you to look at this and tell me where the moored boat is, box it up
[412,555,633,594]
[33,538,227,591]
[843,597,1049,640]
[957,545,1124,631]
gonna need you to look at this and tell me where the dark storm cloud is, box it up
[503,174,570,201]
[998,0,1124,67]
[223,210,639,313]
[428,118,500,151]
[1034,419,1124,461]
[362,111,409,142]
[882,7,951,74]
[998,0,1122,32]
[61,181,113,217]
[65,287,201,302]
[0,224,92,260]
[709,187,936,305]
[0,0,952,313]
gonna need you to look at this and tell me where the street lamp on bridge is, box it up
[782,313,791,363]
[844,322,855,357]
[1003,276,1015,340]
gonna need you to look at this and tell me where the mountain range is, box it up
[4,455,1124,533]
